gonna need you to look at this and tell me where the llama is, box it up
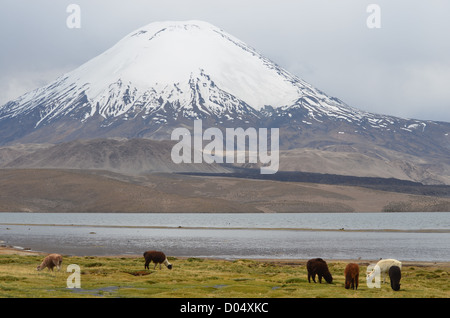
[306,258,333,284]
[389,265,401,291]
[367,258,402,284]
[143,250,172,270]
[36,253,63,271]
[344,263,359,290]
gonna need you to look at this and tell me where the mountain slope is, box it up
[1,138,230,174]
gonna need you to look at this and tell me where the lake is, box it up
[1,212,449,262]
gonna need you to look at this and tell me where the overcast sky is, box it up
[1,0,449,122]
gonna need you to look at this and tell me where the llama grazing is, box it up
[143,250,172,270]
[389,265,401,291]
[367,258,402,284]
[344,263,359,290]
[36,253,63,271]
[306,258,333,284]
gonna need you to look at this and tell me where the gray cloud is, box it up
[0,0,449,122]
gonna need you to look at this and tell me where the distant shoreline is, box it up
[1,210,449,213]
[1,222,449,233]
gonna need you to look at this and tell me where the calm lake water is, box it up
[1,212,449,262]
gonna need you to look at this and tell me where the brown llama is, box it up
[344,263,359,290]
[306,258,333,283]
[36,253,63,271]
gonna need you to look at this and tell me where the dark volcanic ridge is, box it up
[180,169,450,198]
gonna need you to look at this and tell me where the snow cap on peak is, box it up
[66,19,301,110]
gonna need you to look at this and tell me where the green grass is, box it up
[0,254,448,298]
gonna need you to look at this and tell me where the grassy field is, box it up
[0,253,448,298]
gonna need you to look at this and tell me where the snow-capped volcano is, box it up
[74,20,303,110]
[0,20,449,170]
[2,21,299,122]
[0,20,352,129]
